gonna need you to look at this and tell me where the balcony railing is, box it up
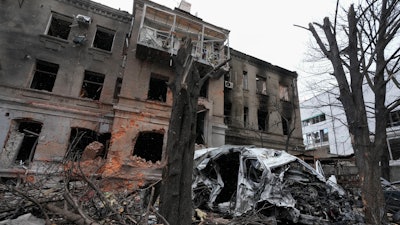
[137,4,230,68]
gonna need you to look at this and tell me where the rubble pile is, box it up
[0,178,160,225]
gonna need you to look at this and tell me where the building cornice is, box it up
[55,0,132,23]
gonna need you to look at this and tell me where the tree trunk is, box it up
[159,38,200,225]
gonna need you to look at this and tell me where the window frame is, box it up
[30,60,59,92]
[92,26,116,52]
[80,71,105,100]
[45,12,73,40]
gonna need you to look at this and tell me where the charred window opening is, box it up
[93,26,115,51]
[224,102,232,125]
[214,152,240,204]
[196,110,206,145]
[282,116,290,135]
[80,71,105,100]
[30,60,59,92]
[114,77,123,99]
[14,121,43,165]
[67,128,110,161]
[148,74,168,102]
[199,79,208,98]
[46,13,72,40]
[258,110,268,131]
[256,75,267,95]
[133,131,163,163]
[243,107,249,128]
[279,84,289,101]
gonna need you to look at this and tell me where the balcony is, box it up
[136,4,230,69]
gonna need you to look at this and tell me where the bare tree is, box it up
[303,0,400,223]
[158,37,229,225]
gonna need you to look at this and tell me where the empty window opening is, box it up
[279,84,289,101]
[80,71,105,100]
[224,102,232,125]
[214,152,240,204]
[133,131,163,163]
[148,74,168,102]
[67,128,110,161]
[282,116,290,135]
[199,79,208,98]
[258,110,268,131]
[243,107,249,128]
[242,71,248,90]
[256,76,267,95]
[46,13,72,40]
[114,78,123,99]
[93,26,115,51]
[30,60,59,92]
[15,121,43,165]
[196,110,206,145]
[1,120,43,167]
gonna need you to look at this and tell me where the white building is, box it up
[300,84,400,160]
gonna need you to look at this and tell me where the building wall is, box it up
[0,0,305,181]
[0,0,131,173]
[224,49,303,151]
[301,85,400,158]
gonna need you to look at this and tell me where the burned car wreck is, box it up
[192,145,360,224]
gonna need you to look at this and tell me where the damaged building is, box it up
[0,0,131,179]
[0,0,303,186]
[224,49,304,152]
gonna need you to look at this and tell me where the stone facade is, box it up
[0,0,303,182]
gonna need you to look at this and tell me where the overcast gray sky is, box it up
[96,0,350,100]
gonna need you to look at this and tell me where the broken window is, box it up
[282,116,290,135]
[147,74,168,102]
[46,12,72,40]
[93,26,115,51]
[224,102,232,125]
[0,120,43,167]
[67,128,110,161]
[15,121,42,165]
[30,60,59,92]
[133,131,163,163]
[114,77,122,99]
[256,75,267,95]
[279,84,289,101]
[199,79,208,98]
[80,71,105,100]
[244,107,249,128]
[196,110,206,145]
[257,110,268,131]
[242,71,248,90]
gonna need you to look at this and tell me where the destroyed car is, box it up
[192,145,360,224]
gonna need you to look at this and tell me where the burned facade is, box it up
[224,49,304,152]
[0,0,303,184]
[0,0,131,177]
